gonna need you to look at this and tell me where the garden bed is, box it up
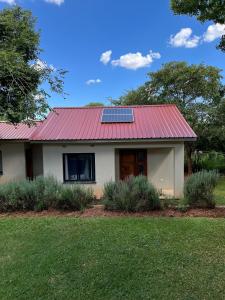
[1,205,225,218]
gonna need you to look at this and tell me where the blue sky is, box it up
[1,0,225,107]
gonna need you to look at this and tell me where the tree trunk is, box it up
[187,153,192,175]
[186,145,193,175]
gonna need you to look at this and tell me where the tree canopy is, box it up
[171,0,225,51]
[85,102,104,107]
[113,61,225,173]
[0,6,66,124]
[111,85,158,106]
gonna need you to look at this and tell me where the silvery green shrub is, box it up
[103,175,160,212]
[0,176,94,212]
[184,170,219,208]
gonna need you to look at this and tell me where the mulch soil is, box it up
[1,205,225,218]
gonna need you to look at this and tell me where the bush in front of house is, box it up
[0,180,36,212]
[103,175,160,212]
[55,185,94,211]
[184,170,219,208]
[0,176,94,212]
[32,176,62,211]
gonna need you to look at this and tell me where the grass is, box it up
[215,176,225,205]
[1,217,225,299]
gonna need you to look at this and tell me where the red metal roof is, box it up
[30,105,197,141]
[0,122,40,140]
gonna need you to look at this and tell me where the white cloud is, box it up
[203,23,225,42]
[111,50,161,70]
[0,0,16,4]
[170,28,200,48]
[170,24,225,49]
[44,0,64,5]
[86,79,102,85]
[100,50,112,65]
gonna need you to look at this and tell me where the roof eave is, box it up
[30,137,197,144]
[0,139,30,142]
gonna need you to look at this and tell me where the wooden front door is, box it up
[120,149,147,180]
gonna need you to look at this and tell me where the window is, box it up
[0,151,2,175]
[63,153,95,182]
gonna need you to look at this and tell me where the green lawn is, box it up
[1,217,225,299]
[215,177,225,205]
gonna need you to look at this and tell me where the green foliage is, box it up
[0,176,94,212]
[32,176,62,211]
[0,180,35,211]
[161,197,180,209]
[148,62,223,109]
[56,185,94,211]
[176,203,189,213]
[171,0,225,52]
[191,151,225,174]
[184,170,219,208]
[214,176,225,205]
[0,6,67,124]
[103,176,160,212]
[85,102,104,107]
[111,85,156,106]
[114,62,224,109]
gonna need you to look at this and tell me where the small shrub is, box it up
[176,203,189,213]
[56,185,94,211]
[160,197,179,209]
[103,176,160,212]
[0,176,94,212]
[0,180,36,212]
[32,176,62,211]
[184,170,219,208]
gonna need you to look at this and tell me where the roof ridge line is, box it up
[53,104,177,109]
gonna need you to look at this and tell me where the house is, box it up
[0,105,196,198]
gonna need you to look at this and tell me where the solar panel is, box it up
[101,108,134,123]
[103,108,133,115]
[101,114,134,123]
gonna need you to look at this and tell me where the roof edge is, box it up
[30,137,197,143]
[52,104,177,110]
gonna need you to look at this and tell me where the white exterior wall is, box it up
[0,143,26,183]
[148,148,174,195]
[43,144,116,198]
[147,143,184,197]
[42,142,184,198]
[174,143,185,197]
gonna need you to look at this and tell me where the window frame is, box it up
[63,153,96,183]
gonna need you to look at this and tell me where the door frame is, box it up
[119,149,147,180]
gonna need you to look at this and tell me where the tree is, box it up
[113,62,225,174]
[85,102,104,107]
[0,6,67,124]
[111,85,153,106]
[171,0,225,51]
[111,84,168,107]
